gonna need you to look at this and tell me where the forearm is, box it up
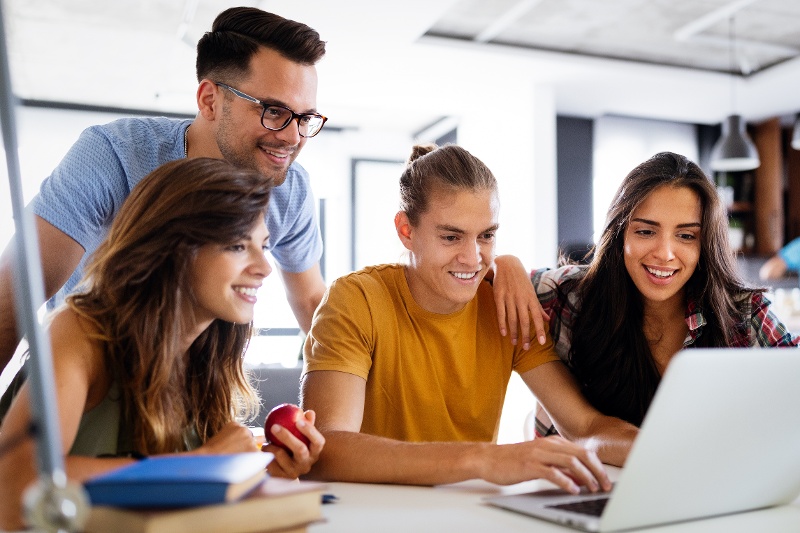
[305,430,488,485]
[288,296,318,334]
[558,415,638,467]
[282,267,326,335]
[0,440,133,528]
[0,452,134,530]
[66,455,136,483]
[0,256,22,373]
[0,220,84,373]
[0,438,37,530]
[758,255,788,280]
[0,310,20,374]
[524,362,638,467]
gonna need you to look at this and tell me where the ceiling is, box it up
[6,0,800,136]
[428,0,800,76]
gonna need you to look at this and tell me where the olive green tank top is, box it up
[68,382,201,456]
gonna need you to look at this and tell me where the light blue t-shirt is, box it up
[778,237,800,272]
[31,117,322,308]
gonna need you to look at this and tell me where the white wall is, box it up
[297,127,414,283]
[451,84,559,271]
[592,115,699,241]
[0,107,129,251]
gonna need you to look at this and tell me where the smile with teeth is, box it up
[451,271,479,280]
[645,266,676,279]
[261,146,291,159]
[234,286,258,297]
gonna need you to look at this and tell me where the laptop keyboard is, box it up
[546,497,609,517]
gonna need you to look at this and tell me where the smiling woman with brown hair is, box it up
[0,158,324,530]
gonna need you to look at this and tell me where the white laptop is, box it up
[485,347,800,531]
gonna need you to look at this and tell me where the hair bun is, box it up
[408,143,438,164]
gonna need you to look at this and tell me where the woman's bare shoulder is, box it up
[46,307,108,383]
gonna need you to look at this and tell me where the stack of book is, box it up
[83,453,326,533]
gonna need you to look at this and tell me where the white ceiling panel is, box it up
[4,0,800,134]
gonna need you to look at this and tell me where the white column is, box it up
[458,82,558,270]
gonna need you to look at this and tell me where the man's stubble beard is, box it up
[215,109,294,186]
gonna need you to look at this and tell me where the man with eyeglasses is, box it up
[0,8,328,381]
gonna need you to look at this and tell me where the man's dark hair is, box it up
[196,7,326,82]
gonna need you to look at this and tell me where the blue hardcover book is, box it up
[84,452,273,508]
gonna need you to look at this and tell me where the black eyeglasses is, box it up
[215,82,328,138]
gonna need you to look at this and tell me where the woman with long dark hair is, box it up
[498,151,797,434]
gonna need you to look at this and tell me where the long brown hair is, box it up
[564,151,757,426]
[67,158,273,454]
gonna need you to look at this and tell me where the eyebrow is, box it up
[236,90,318,114]
[631,217,701,229]
[271,99,320,114]
[256,95,318,114]
[436,223,500,234]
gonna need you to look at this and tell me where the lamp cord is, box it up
[729,15,737,114]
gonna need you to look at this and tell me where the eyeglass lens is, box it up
[262,106,324,137]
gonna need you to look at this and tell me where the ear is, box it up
[196,79,221,122]
[394,211,413,251]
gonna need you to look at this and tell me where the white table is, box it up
[309,470,800,533]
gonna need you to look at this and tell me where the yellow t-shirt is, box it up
[303,264,559,443]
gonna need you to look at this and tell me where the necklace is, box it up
[183,127,189,158]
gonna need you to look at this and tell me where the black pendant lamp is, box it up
[709,16,760,172]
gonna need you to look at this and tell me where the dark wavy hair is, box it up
[67,158,273,454]
[196,7,326,83]
[563,151,758,426]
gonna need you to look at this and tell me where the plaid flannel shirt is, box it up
[531,264,799,437]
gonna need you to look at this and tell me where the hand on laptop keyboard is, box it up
[478,436,612,493]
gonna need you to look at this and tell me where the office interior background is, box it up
[3,0,800,439]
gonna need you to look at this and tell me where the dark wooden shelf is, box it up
[728,201,753,214]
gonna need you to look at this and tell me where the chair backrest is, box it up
[248,365,304,427]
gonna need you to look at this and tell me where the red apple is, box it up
[264,403,310,453]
